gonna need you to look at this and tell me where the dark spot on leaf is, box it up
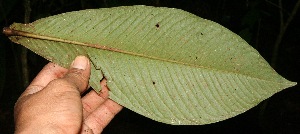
[15,36,21,41]
[155,23,159,28]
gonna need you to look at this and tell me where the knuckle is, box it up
[82,101,93,113]
[65,69,89,90]
[48,79,78,92]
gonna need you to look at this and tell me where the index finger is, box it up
[20,62,68,97]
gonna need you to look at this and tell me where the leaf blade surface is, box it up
[5,5,296,125]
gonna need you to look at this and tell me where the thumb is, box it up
[63,56,91,93]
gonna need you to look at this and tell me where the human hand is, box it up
[14,56,123,134]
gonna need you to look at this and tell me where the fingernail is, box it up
[71,56,89,70]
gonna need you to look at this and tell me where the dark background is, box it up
[0,0,299,133]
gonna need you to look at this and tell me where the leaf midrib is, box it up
[4,27,296,86]
[6,28,210,68]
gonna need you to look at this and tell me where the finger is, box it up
[21,63,68,97]
[82,79,109,118]
[83,99,123,133]
[80,124,94,134]
[63,56,91,93]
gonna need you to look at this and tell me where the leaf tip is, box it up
[282,80,297,89]
[289,81,297,87]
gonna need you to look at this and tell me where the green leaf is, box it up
[4,5,296,125]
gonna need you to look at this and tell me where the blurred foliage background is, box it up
[0,0,299,133]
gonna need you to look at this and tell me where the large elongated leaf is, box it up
[4,6,296,125]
